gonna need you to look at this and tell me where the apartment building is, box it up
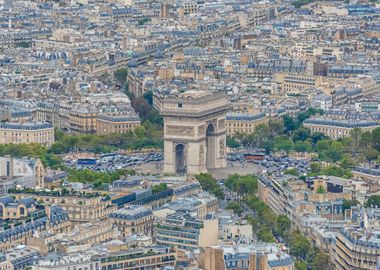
[0,206,70,252]
[303,118,379,139]
[275,73,321,94]
[35,102,71,131]
[32,253,99,270]
[96,114,141,135]
[201,244,294,270]
[0,255,12,270]
[153,195,218,219]
[64,221,117,246]
[108,205,154,237]
[12,192,116,223]
[333,227,380,270]
[156,212,218,250]
[258,176,294,216]
[0,122,54,147]
[0,196,36,220]
[226,113,268,135]
[69,107,98,134]
[180,1,198,14]
[95,246,177,270]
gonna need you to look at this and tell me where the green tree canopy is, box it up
[195,173,224,200]
[274,135,293,153]
[226,136,240,148]
[311,252,334,270]
[365,195,380,208]
[227,201,243,216]
[114,68,128,83]
[152,183,168,194]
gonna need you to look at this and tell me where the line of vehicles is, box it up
[68,152,163,172]
[227,152,310,175]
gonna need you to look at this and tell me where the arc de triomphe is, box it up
[154,91,230,175]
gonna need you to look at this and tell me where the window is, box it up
[178,103,183,108]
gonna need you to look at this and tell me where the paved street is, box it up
[134,160,265,179]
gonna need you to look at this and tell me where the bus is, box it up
[77,158,97,166]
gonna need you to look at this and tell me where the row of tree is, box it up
[228,109,380,171]
[224,174,258,200]
[195,173,224,200]
[220,172,333,270]
[51,121,163,154]
[246,195,333,270]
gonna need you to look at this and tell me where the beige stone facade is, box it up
[155,91,229,174]
[275,73,321,94]
[97,247,177,270]
[12,193,116,223]
[96,114,141,135]
[0,122,54,147]
[109,205,154,237]
[303,118,379,139]
[69,107,97,134]
[0,156,45,188]
[333,228,380,270]
[226,113,268,135]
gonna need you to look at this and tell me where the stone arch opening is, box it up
[206,123,216,169]
[175,144,186,174]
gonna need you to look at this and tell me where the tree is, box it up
[295,261,307,270]
[284,168,298,176]
[316,140,343,162]
[342,199,359,211]
[320,165,352,178]
[143,91,154,105]
[294,140,312,152]
[372,128,380,151]
[339,156,356,169]
[227,136,240,148]
[276,215,291,239]
[350,128,362,153]
[227,202,243,216]
[274,136,293,153]
[297,108,323,123]
[283,115,297,132]
[311,252,334,270]
[292,128,311,142]
[289,230,312,260]
[252,124,269,147]
[359,131,372,150]
[311,132,328,144]
[365,149,380,162]
[152,183,168,194]
[224,174,258,200]
[195,173,224,200]
[365,195,380,208]
[131,97,152,122]
[114,68,128,84]
[310,163,321,174]
[316,185,325,194]
[268,119,284,137]
[257,226,275,243]
[68,168,134,185]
